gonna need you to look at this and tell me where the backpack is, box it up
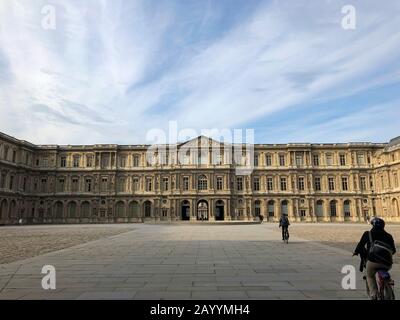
[368,231,393,266]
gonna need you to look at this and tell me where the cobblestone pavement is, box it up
[0,223,399,300]
[0,224,135,264]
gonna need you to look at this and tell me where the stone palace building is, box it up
[0,131,400,225]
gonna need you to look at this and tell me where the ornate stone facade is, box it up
[1,132,399,224]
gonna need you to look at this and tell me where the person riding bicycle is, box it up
[279,214,290,241]
[353,217,396,299]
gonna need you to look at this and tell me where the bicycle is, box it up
[283,227,289,244]
[359,257,395,300]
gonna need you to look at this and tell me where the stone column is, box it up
[324,199,330,222]
[209,199,215,221]
[337,200,344,222]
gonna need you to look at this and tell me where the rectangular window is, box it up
[360,176,367,191]
[162,209,168,217]
[267,177,273,191]
[132,178,139,192]
[298,177,305,191]
[42,158,48,167]
[340,154,346,166]
[357,153,365,165]
[101,155,109,168]
[254,154,259,166]
[73,156,80,168]
[216,177,223,190]
[326,154,333,166]
[295,153,303,166]
[266,154,272,166]
[12,150,16,162]
[328,177,335,191]
[58,178,65,192]
[237,177,243,191]
[23,177,27,192]
[85,178,92,192]
[163,177,169,191]
[40,178,47,193]
[146,178,152,191]
[394,173,399,188]
[342,177,348,191]
[313,154,319,166]
[101,177,108,192]
[119,156,127,168]
[280,177,287,191]
[86,155,93,167]
[253,177,260,191]
[183,176,189,191]
[118,178,125,192]
[300,209,306,217]
[314,177,321,191]
[10,176,14,190]
[60,156,67,167]
[72,178,79,192]
[0,173,6,189]
[279,155,285,166]
[133,155,140,167]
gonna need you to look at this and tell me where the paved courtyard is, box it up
[0,223,399,300]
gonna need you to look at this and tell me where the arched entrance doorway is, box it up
[392,198,399,217]
[0,199,8,220]
[281,200,288,217]
[344,200,351,219]
[143,201,152,218]
[316,200,324,219]
[254,200,261,218]
[215,200,224,221]
[267,200,275,219]
[330,200,337,219]
[197,200,208,221]
[181,200,190,221]
[129,201,140,218]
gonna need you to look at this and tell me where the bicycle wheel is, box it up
[383,282,395,300]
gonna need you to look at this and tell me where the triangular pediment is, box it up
[178,135,227,149]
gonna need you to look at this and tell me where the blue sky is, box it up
[0,0,399,145]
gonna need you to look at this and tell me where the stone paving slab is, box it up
[0,223,399,300]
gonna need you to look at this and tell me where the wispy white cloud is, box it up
[0,0,399,144]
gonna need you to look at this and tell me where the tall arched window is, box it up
[316,200,324,217]
[344,200,351,217]
[198,175,208,190]
[81,202,91,218]
[268,200,275,217]
[330,200,337,217]
[68,201,77,218]
[116,201,125,217]
[254,200,261,217]
[129,201,139,218]
[55,201,63,218]
[281,200,288,216]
